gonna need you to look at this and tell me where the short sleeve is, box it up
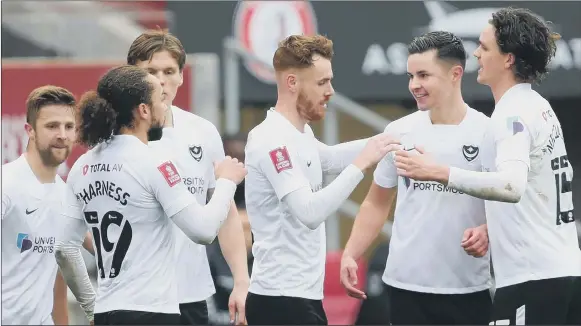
[374,152,398,189]
[373,125,399,189]
[61,183,84,221]
[55,184,88,246]
[257,142,310,200]
[147,157,197,217]
[492,114,532,169]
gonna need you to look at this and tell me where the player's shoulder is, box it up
[465,107,491,127]
[172,105,222,143]
[467,106,490,121]
[493,87,550,133]
[248,112,290,146]
[1,156,27,190]
[67,147,96,184]
[384,110,427,135]
[496,85,548,118]
[172,106,218,132]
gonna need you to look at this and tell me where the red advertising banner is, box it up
[1,60,192,179]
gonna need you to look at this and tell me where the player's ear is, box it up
[178,70,184,87]
[451,65,464,82]
[504,53,515,69]
[24,123,35,139]
[286,73,298,93]
[136,103,150,121]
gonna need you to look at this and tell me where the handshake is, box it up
[214,156,248,185]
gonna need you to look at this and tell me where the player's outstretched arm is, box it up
[54,188,96,325]
[316,137,370,175]
[164,157,247,244]
[341,182,397,299]
[446,161,528,203]
[282,134,399,230]
[395,114,531,203]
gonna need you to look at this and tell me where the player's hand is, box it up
[228,283,248,325]
[340,255,367,299]
[461,224,489,257]
[394,145,449,183]
[215,156,247,185]
[353,134,400,171]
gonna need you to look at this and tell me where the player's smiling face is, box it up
[407,49,458,111]
[26,105,76,167]
[296,54,334,121]
[135,50,183,107]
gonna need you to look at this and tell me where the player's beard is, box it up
[147,119,164,142]
[36,140,70,168]
[297,89,325,122]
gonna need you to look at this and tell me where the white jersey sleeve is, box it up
[448,106,534,203]
[374,125,399,188]
[259,143,311,200]
[147,158,198,217]
[492,113,532,169]
[317,138,368,175]
[54,166,97,322]
[148,146,235,243]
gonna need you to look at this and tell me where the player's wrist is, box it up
[477,223,488,232]
[216,178,237,189]
[352,158,369,172]
[433,164,450,185]
[342,247,358,261]
[233,277,250,288]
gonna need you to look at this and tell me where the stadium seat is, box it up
[323,250,368,325]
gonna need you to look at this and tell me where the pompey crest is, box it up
[462,145,479,162]
[189,145,203,162]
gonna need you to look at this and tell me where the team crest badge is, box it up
[462,145,479,162]
[189,145,203,162]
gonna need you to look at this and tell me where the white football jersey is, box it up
[245,109,326,300]
[480,83,581,288]
[66,135,197,314]
[1,155,64,325]
[148,106,225,303]
[374,108,492,294]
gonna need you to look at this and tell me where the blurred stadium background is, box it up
[2,1,580,324]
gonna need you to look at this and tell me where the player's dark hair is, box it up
[127,28,186,71]
[77,65,153,148]
[489,7,560,83]
[408,31,467,69]
[26,85,76,129]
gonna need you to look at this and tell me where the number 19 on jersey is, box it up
[84,210,133,278]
